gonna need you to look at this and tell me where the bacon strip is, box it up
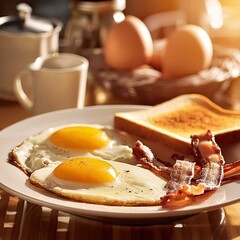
[196,162,223,190]
[132,140,172,179]
[191,130,225,166]
[191,130,225,190]
[223,160,240,184]
[166,160,196,192]
[224,160,240,178]
[132,131,240,209]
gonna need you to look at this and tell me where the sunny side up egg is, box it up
[30,157,167,206]
[10,124,136,175]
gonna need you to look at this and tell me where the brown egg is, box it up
[162,25,213,78]
[150,39,167,71]
[104,15,153,71]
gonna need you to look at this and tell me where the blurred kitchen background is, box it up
[1,0,240,44]
[0,0,179,25]
[1,0,240,109]
[0,0,179,40]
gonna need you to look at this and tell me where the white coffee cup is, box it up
[14,53,89,115]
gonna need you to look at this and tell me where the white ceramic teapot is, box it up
[0,3,62,100]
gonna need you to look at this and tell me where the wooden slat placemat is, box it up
[1,188,240,240]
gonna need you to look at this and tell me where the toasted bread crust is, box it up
[115,114,192,154]
[114,94,240,155]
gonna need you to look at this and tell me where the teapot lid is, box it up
[0,3,56,34]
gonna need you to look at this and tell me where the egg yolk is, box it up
[49,126,110,150]
[53,157,118,184]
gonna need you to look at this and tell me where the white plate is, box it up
[0,105,240,223]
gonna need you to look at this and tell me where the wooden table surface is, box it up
[1,99,240,240]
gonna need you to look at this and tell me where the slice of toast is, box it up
[114,94,240,157]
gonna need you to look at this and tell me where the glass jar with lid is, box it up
[64,0,125,58]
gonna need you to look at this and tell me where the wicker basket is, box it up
[89,45,240,105]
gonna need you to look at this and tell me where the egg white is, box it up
[30,160,167,206]
[11,124,136,174]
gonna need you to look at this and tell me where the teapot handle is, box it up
[14,69,33,112]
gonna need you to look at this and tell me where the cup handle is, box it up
[14,69,33,112]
